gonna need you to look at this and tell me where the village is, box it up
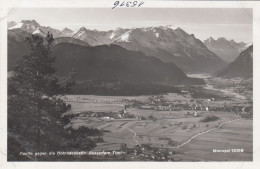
[64,89,252,121]
[62,75,253,161]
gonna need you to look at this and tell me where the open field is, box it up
[176,119,253,161]
[64,74,253,161]
[66,102,124,113]
[65,95,150,103]
[70,111,239,149]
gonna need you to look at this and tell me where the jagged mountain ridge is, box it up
[8,20,64,37]
[61,27,73,37]
[73,27,115,46]
[204,37,249,63]
[9,20,230,73]
[73,25,227,73]
[7,28,204,85]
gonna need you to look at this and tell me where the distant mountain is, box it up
[73,27,114,46]
[8,20,227,73]
[61,28,73,37]
[73,26,226,73]
[53,37,90,47]
[241,42,253,51]
[204,37,248,63]
[32,28,46,37]
[7,21,17,28]
[8,20,62,37]
[8,29,204,84]
[216,45,253,78]
[7,29,89,70]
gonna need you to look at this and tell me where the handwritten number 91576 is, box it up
[112,1,144,9]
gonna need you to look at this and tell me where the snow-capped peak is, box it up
[156,25,178,31]
[8,23,24,30]
[73,27,87,34]
[141,27,154,32]
[8,21,17,29]
[32,28,46,36]
[110,32,116,39]
[165,25,178,30]
[155,33,159,38]
[118,32,130,42]
[241,42,253,51]
[114,30,132,42]
[73,27,88,39]
[245,42,253,47]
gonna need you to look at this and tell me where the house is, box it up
[181,90,189,94]
[194,111,198,117]
[141,105,154,110]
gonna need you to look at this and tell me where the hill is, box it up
[216,45,253,78]
[51,43,204,85]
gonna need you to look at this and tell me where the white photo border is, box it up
[0,0,260,169]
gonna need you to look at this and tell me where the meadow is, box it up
[64,75,253,161]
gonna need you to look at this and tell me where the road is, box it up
[171,118,241,149]
[187,73,246,100]
[102,119,139,146]
[127,128,139,146]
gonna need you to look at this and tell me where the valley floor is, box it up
[65,74,253,161]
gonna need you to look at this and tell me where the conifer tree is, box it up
[8,32,75,152]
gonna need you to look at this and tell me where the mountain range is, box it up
[7,26,204,85]
[8,20,228,73]
[204,37,250,63]
[216,45,253,78]
[72,25,227,73]
[8,20,252,85]
[8,20,72,38]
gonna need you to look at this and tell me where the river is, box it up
[187,73,246,100]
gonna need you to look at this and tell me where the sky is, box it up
[8,8,253,43]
